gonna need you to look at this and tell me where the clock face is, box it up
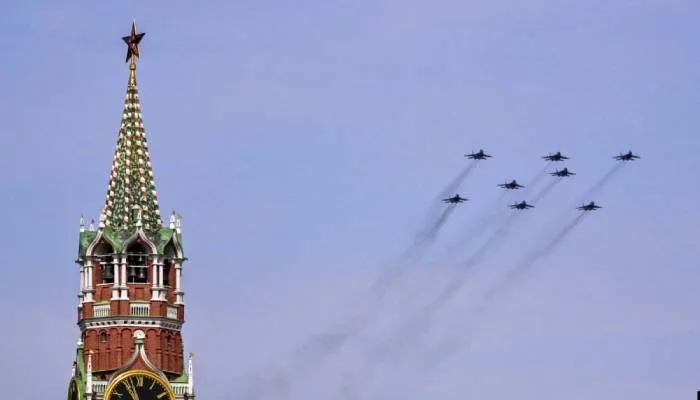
[104,371,175,400]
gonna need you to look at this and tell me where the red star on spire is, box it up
[122,21,146,64]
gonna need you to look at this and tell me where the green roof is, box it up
[77,227,184,258]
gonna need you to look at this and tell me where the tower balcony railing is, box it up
[167,305,178,319]
[171,382,188,395]
[92,381,108,394]
[93,304,111,318]
[129,302,150,317]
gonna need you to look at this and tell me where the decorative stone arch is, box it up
[85,232,116,258]
[163,235,184,260]
[123,230,158,254]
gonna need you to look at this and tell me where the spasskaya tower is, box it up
[66,22,195,400]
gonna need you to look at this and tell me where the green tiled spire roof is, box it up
[101,22,162,232]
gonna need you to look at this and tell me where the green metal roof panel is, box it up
[78,227,184,258]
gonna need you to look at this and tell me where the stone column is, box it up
[151,256,161,301]
[78,264,85,306]
[84,260,94,303]
[111,257,121,300]
[187,353,195,397]
[120,256,129,300]
[174,261,184,305]
[158,260,165,301]
[85,351,93,395]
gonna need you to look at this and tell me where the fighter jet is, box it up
[614,150,640,161]
[542,151,569,162]
[498,180,524,190]
[509,201,534,210]
[549,168,576,177]
[465,149,492,160]
[442,194,468,204]
[577,201,602,211]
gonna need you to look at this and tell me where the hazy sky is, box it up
[2,1,700,399]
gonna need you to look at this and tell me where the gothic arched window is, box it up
[126,242,149,283]
[93,241,115,284]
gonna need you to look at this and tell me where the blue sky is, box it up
[1,1,700,399]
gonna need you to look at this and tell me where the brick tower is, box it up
[66,22,195,400]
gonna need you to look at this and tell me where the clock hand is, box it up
[123,380,141,400]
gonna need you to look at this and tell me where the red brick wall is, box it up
[83,327,183,374]
[79,239,186,375]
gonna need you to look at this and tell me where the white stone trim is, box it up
[86,352,93,394]
[166,305,178,319]
[174,263,184,305]
[78,317,183,331]
[84,260,95,303]
[111,257,121,300]
[123,228,158,254]
[120,258,128,300]
[84,230,117,257]
[187,353,194,396]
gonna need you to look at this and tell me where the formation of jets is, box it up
[510,201,534,210]
[550,168,576,177]
[443,194,468,204]
[498,180,524,190]
[444,150,638,211]
[465,149,492,160]
[542,151,569,162]
[577,201,602,211]
[614,151,640,161]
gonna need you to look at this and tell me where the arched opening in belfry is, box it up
[93,241,115,284]
[126,242,149,283]
[163,242,177,287]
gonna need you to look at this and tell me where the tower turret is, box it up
[68,21,194,400]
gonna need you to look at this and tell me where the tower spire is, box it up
[102,21,162,232]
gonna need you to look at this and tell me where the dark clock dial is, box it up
[106,372,174,400]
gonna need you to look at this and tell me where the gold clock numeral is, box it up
[123,380,140,400]
[112,390,124,398]
[156,391,168,399]
[134,375,145,387]
[149,379,157,390]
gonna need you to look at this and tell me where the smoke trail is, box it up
[519,162,551,198]
[448,163,550,256]
[437,161,478,200]
[237,172,471,398]
[369,212,521,362]
[575,163,624,204]
[483,212,589,303]
[386,213,590,399]
[531,177,562,204]
[411,204,458,252]
[444,194,507,256]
